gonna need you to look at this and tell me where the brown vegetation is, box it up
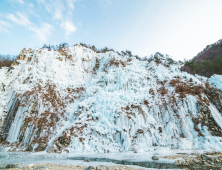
[0,59,14,69]
[109,59,127,67]
[149,88,155,95]
[158,86,167,96]
[121,105,135,119]
[169,79,180,86]
[79,43,115,53]
[169,79,211,107]
[205,80,211,88]
[92,58,100,74]
[175,83,203,98]
[57,47,73,61]
[144,99,149,106]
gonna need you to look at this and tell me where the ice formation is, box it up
[1,45,222,153]
[209,74,222,91]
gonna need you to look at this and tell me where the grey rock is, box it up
[85,166,96,170]
[96,165,108,170]
[175,160,182,165]
[4,164,20,169]
[201,154,215,162]
[152,155,159,160]
[193,159,200,164]
[0,164,6,169]
[34,166,48,170]
[84,159,91,162]
[201,154,208,161]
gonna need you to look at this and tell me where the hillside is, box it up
[193,39,222,63]
[0,45,222,154]
[182,39,222,77]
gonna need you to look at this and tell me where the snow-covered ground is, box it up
[0,45,222,154]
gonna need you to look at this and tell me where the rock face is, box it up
[1,45,222,153]
[5,164,20,169]
[205,87,222,114]
[197,101,222,136]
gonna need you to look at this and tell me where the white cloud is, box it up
[60,21,76,37]
[54,8,62,20]
[6,12,31,26]
[4,12,52,41]
[37,0,45,4]
[28,3,34,8]
[67,0,76,11]
[0,20,11,33]
[5,14,18,23]
[37,0,79,36]
[3,0,79,38]
[18,0,25,4]
[30,22,53,42]
[107,0,112,4]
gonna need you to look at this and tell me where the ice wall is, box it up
[209,74,222,91]
[1,90,19,140]
[1,45,222,153]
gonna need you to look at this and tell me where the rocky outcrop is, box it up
[205,87,222,113]
[197,101,222,136]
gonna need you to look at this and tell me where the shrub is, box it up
[125,50,132,57]
[117,51,122,56]
[149,89,155,95]
[80,43,88,48]
[109,59,127,67]
[179,93,186,98]
[194,86,202,94]
[158,86,167,96]
[121,51,127,56]
[169,79,178,86]
[101,47,108,53]
[205,80,210,88]
[144,100,149,106]
[175,84,186,93]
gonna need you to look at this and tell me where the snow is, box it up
[1,45,222,154]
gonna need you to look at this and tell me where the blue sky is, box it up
[1,0,222,60]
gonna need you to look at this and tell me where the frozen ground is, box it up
[0,151,190,169]
[0,148,212,169]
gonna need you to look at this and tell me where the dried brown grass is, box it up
[158,86,167,96]
[0,59,14,69]
[144,99,149,106]
[109,59,128,67]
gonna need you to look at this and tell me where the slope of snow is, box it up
[1,45,222,153]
